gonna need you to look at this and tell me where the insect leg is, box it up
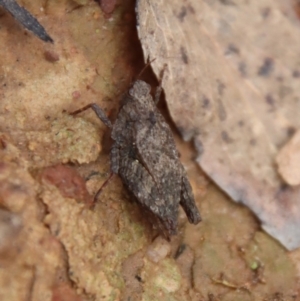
[70,103,112,128]
[94,172,114,202]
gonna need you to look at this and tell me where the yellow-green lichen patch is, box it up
[141,258,181,301]
[15,114,101,168]
[41,180,147,300]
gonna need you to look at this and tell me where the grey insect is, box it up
[72,79,201,236]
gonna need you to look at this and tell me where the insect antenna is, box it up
[134,57,156,81]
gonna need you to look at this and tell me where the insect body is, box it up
[73,79,201,236]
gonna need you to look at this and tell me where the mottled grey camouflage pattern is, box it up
[75,80,201,236]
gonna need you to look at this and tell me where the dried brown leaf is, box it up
[136,0,300,250]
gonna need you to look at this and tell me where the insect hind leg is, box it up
[94,172,114,202]
[70,103,112,128]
